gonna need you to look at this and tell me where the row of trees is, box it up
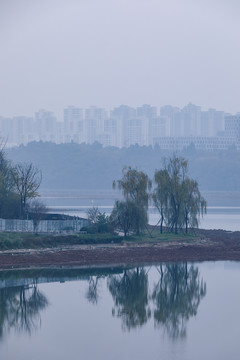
[111,156,207,235]
[0,144,42,220]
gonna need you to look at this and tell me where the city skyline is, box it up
[1,101,239,122]
[1,102,239,151]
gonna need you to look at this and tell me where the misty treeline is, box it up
[7,141,240,191]
[0,144,43,219]
[110,156,206,236]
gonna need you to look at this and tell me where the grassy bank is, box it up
[0,232,122,250]
[125,229,200,243]
[0,229,201,251]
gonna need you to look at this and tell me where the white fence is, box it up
[0,218,89,233]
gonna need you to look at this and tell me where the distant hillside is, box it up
[7,142,240,191]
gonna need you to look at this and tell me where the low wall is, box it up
[0,218,89,233]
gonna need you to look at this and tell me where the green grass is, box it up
[124,229,201,243]
[0,228,202,251]
[0,232,122,250]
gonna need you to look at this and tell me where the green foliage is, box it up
[0,232,122,250]
[112,167,151,235]
[153,156,207,233]
[152,169,169,233]
[95,213,113,233]
[124,229,200,243]
[87,207,113,233]
[181,178,207,233]
[111,200,147,236]
[113,166,152,208]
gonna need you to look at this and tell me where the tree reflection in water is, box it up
[152,263,206,339]
[0,263,206,340]
[86,275,104,305]
[107,263,206,338]
[0,283,48,338]
[107,267,151,330]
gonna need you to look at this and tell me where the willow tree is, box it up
[181,178,207,233]
[154,156,206,234]
[111,200,135,237]
[152,169,169,233]
[112,166,152,235]
[164,156,188,233]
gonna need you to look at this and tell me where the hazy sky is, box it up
[0,0,240,119]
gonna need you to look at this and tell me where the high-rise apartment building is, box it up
[85,106,107,144]
[137,104,157,119]
[160,105,180,137]
[225,114,240,142]
[13,116,35,144]
[0,104,238,150]
[64,106,84,143]
[110,105,137,147]
[150,117,169,145]
[35,110,57,142]
[181,103,201,137]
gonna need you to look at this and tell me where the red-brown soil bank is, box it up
[1,229,240,270]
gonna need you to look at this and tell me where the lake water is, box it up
[40,189,240,231]
[0,262,240,360]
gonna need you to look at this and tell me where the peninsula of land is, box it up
[0,228,240,270]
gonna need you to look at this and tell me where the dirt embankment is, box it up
[1,229,240,269]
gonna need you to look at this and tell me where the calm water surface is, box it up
[0,262,240,360]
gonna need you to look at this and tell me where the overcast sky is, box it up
[0,0,239,119]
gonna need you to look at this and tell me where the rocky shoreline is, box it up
[0,229,240,270]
